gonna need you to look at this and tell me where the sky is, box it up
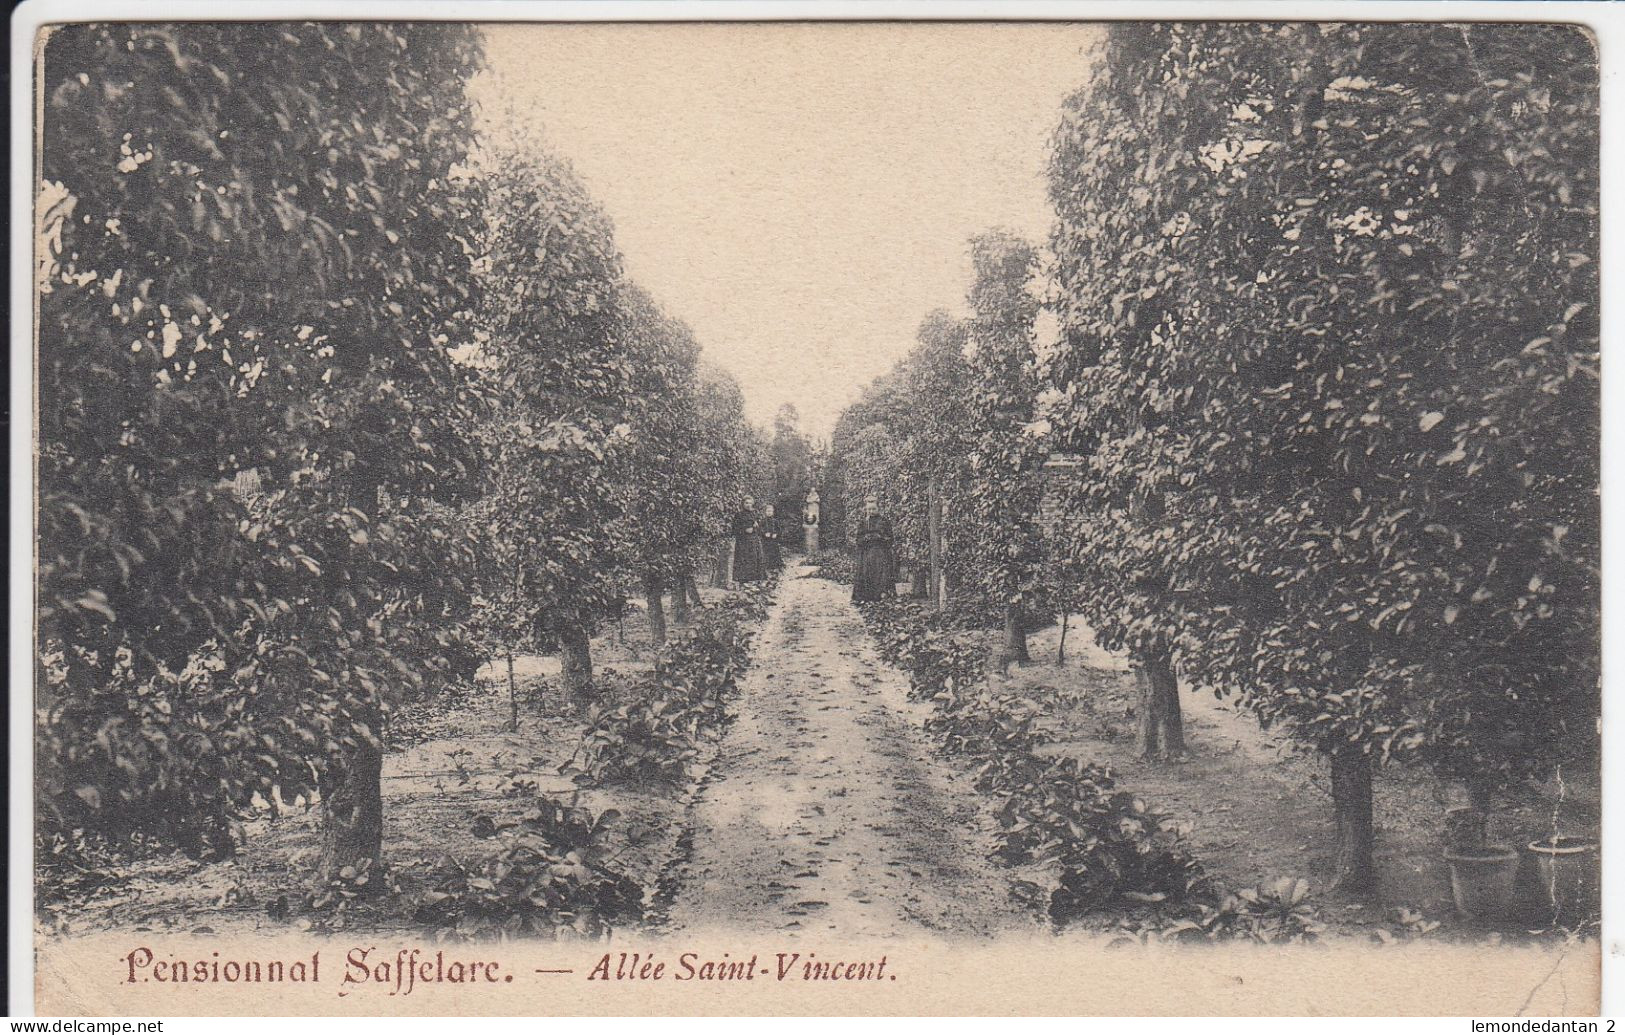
[475,22,1102,440]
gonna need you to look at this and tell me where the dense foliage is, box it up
[823,22,1599,900]
[828,250,1053,625]
[618,284,706,643]
[959,231,1053,656]
[1043,22,1599,893]
[37,23,487,864]
[563,585,773,788]
[462,135,630,698]
[36,25,768,879]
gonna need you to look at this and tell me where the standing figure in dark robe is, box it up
[731,496,767,584]
[762,504,784,572]
[851,495,898,603]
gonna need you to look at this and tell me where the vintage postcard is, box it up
[15,3,1610,1017]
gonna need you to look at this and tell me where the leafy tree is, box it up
[36,23,487,874]
[827,367,909,553]
[1046,22,1598,895]
[897,311,975,602]
[838,423,906,548]
[468,136,629,703]
[960,231,1051,661]
[618,284,707,644]
[826,311,979,600]
[828,367,910,548]
[767,403,814,542]
[694,362,759,588]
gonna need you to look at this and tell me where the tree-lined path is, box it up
[660,566,1027,938]
[32,20,1599,966]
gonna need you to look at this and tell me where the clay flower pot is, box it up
[1523,835,1600,927]
[1443,845,1521,922]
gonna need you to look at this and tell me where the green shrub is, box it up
[859,600,1210,925]
[412,800,643,940]
[1115,878,1324,946]
[562,586,768,790]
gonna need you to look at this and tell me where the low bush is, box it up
[860,600,1222,929]
[306,858,405,932]
[864,599,988,701]
[861,601,1334,936]
[561,584,770,790]
[562,698,705,790]
[1112,878,1324,946]
[410,798,644,940]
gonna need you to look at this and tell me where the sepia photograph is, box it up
[14,2,1610,1018]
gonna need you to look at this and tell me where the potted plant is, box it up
[1522,835,1600,927]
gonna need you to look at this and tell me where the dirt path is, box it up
[659,566,1029,939]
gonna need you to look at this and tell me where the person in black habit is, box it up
[851,494,897,603]
[731,495,767,584]
[762,504,784,572]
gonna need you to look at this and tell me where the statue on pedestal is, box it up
[803,488,820,554]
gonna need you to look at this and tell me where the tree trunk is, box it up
[712,540,731,588]
[672,574,692,626]
[928,477,945,612]
[320,738,383,882]
[1002,602,1029,664]
[559,624,594,702]
[1135,663,1160,760]
[1056,612,1069,665]
[506,648,518,733]
[1148,649,1184,756]
[320,483,387,883]
[1133,646,1184,760]
[644,573,667,646]
[1330,744,1377,898]
[911,566,928,598]
[685,574,704,609]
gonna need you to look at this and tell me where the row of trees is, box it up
[831,22,1599,896]
[36,23,765,879]
[826,232,1059,659]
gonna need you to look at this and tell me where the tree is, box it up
[768,403,814,544]
[693,362,757,589]
[827,367,909,557]
[899,311,975,605]
[469,136,629,704]
[36,23,488,875]
[618,284,706,645]
[960,231,1051,662]
[1046,23,1598,895]
[839,423,906,549]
